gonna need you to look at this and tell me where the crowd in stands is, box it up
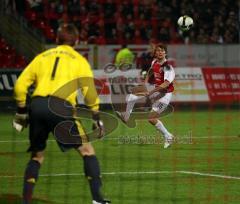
[4,0,240,45]
[0,36,27,68]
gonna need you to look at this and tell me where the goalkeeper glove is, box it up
[92,113,105,139]
[12,107,29,132]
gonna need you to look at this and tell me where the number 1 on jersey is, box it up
[51,57,60,80]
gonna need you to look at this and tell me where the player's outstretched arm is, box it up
[147,80,171,96]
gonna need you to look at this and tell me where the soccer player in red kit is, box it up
[117,43,175,148]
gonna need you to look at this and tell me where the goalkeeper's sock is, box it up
[83,155,103,202]
[124,94,139,121]
[23,160,41,203]
[155,120,171,139]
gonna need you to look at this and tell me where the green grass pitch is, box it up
[0,109,240,204]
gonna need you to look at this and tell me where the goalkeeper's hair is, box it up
[57,23,79,46]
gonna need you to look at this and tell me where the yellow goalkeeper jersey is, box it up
[14,45,99,111]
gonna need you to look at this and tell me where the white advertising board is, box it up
[172,68,209,102]
[77,68,209,104]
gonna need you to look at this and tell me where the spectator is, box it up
[115,44,135,67]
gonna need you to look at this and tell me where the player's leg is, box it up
[71,119,110,204]
[149,93,174,148]
[23,108,47,203]
[148,111,173,148]
[22,97,50,203]
[48,95,110,203]
[117,93,142,122]
[76,143,110,204]
[23,151,44,203]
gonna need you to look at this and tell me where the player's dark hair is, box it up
[153,43,168,58]
[154,43,167,53]
[57,23,79,46]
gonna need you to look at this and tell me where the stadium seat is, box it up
[33,19,47,30]
[15,55,27,68]
[1,54,15,68]
[2,46,16,56]
[44,26,56,43]
[0,38,7,50]
[0,53,4,67]
[24,10,37,22]
[0,36,28,69]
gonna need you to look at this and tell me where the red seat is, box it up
[33,19,47,30]
[0,36,27,68]
[44,26,56,42]
[15,55,27,68]
[1,54,15,68]
[2,46,16,56]
[25,10,37,22]
[0,38,8,50]
[0,53,4,67]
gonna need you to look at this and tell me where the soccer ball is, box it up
[177,15,193,31]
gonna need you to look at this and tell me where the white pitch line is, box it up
[178,171,240,180]
[1,170,240,180]
[0,171,172,178]
[0,135,237,143]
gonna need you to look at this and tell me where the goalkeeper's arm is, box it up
[13,106,29,132]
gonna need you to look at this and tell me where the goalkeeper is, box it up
[13,23,110,204]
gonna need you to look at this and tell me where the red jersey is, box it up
[151,59,175,93]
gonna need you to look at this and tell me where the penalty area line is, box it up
[1,170,240,180]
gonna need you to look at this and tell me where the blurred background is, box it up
[0,0,239,204]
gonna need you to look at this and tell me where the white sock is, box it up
[123,94,141,121]
[155,120,172,139]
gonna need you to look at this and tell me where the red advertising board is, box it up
[202,68,240,103]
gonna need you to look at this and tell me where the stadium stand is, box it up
[0,0,238,68]
[0,36,27,68]
[6,0,239,45]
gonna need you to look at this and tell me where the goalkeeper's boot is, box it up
[92,199,111,204]
[115,111,127,124]
[164,134,174,149]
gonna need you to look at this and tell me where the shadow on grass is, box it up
[0,194,55,204]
